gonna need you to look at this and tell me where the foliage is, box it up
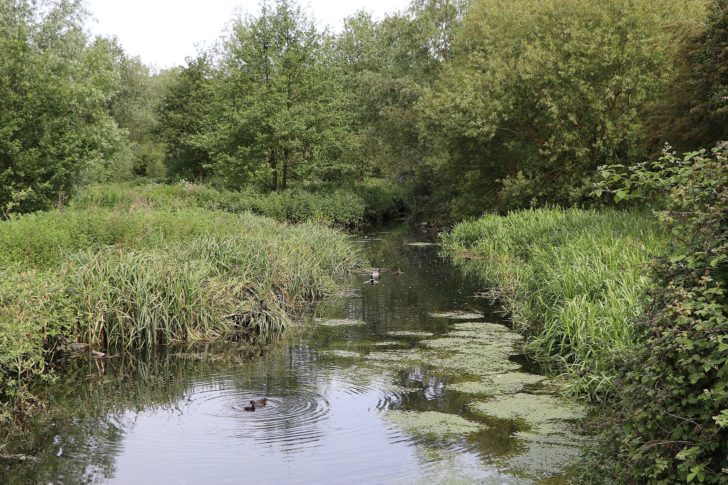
[68,181,405,226]
[156,55,214,180]
[442,208,665,399]
[0,203,362,424]
[0,0,124,215]
[418,0,707,217]
[643,0,728,154]
[106,41,173,179]
[587,144,727,483]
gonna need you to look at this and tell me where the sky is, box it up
[85,0,412,69]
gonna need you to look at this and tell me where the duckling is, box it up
[243,400,256,412]
[254,398,268,407]
[371,268,381,279]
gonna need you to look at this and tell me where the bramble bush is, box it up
[588,143,727,483]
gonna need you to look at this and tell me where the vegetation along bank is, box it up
[1,0,727,481]
[0,205,362,426]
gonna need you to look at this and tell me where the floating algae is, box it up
[468,393,585,431]
[431,352,522,376]
[315,318,366,327]
[405,242,438,247]
[505,438,583,480]
[449,373,546,396]
[319,350,362,359]
[429,311,484,320]
[386,330,434,338]
[385,411,484,438]
[371,341,402,347]
[465,393,587,480]
[418,322,525,377]
[365,349,425,363]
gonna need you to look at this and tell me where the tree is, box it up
[644,0,728,154]
[0,0,123,214]
[418,0,707,217]
[106,40,170,179]
[156,55,213,180]
[212,0,355,191]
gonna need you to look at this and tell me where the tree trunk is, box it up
[282,149,289,190]
[269,147,278,191]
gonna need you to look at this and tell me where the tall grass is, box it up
[0,204,362,423]
[70,180,408,227]
[441,208,666,398]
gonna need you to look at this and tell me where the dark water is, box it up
[1,227,583,484]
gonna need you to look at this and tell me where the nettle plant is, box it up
[590,143,727,483]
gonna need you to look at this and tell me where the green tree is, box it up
[0,0,123,214]
[156,55,213,180]
[106,40,170,179]
[644,0,728,154]
[212,0,355,190]
[419,0,706,217]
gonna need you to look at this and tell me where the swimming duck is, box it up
[243,400,256,412]
[371,268,381,279]
[254,398,268,407]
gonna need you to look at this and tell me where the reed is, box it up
[69,181,407,227]
[442,208,666,399]
[0,203,362,423]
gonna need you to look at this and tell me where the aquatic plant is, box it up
[0,204,362,425]
[442,208,665,398]
[384,411,484,438]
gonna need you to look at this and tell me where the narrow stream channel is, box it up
[2,227,585,484]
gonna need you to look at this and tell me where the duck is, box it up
[371,268,382,279]
[393,267,404,276]
[243,400,256,412]
[254,398,268,407]
[366,275,378,285]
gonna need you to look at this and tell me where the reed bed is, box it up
[0,205,362,422]
[70,181,406,227]
[441,208,666,399]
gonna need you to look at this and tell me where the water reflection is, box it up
[1,226,580,484]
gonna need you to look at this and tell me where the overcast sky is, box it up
[85,0,412,69]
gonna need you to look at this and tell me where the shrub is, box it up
[588,144,727,483]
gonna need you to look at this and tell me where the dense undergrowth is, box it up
[442,208,666,398]
[70,179,408,227]
[0,205,362,425]
[585,145,727,483]
[443,145,728,482]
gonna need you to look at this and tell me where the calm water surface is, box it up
[2,228,584,484]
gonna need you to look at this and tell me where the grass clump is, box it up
[71,180,408,227]
[442,208,666,398]
[0,203,362,425]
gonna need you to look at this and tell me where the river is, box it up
[1,226,586,484]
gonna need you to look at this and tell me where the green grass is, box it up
[70,179,407,227]
[0,203,362,423]
[441,208,666,399]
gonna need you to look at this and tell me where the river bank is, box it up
[0,204,362,431]
[1,227,586,483]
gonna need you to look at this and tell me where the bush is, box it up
[588,144,727,483]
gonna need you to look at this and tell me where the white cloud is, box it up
[85,0,411,69]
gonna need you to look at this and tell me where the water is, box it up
[1,227,585,484]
